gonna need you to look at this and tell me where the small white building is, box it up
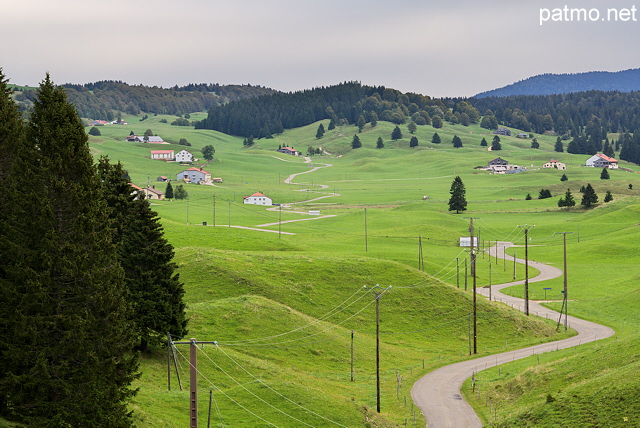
[586,153,618,169]
[175,149,193,163]
[150,150,174,160]
[459,237,479,247]
[243,192,273,206]
[543,160,567,170]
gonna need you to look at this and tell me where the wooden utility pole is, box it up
[364,285,391,413]
[350,330,355,382]
[555,232,574,331]
[190,338,198,428]
[519,225,535,316]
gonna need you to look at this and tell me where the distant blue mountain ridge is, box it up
[474,68,640,98]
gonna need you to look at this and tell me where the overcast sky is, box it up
[2,0,639,97]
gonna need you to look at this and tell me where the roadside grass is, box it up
[84,117,640,426]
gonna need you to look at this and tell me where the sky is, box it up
[2,0,640,98]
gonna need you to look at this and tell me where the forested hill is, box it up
[475,69,640,98]
[195,82,478,138]
[12,80,276,120]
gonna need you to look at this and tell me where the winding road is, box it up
[411,241,615,427]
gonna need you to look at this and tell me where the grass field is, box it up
[85,114,640,427]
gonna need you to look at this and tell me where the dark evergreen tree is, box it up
[525,193,532,200]
[554,137,564,152]
[0,74,138,427]
[491,135,502,151]
[538,189,552,199]
[407,121,417,134]
[89,126,101,136]
[328,117,336,130]
[356,115,366,133]
[409,136,419,147]
[480,137,488,147]
[431,132,441,144]
[376,136,384,149]
[559,189,575,207]
[165,180,174,199]
[351,134,362,149]
[604,190,613,203]
[581,183,598,207]
[448,176,467,213]
[531,138,539,149]
[600,168,610,180]
[560,174,568,181]
[316,123,325,139]
[452,135,463,148]
[98,158,187,351]
[391,125,403,141]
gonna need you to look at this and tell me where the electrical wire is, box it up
[211,346,348,427]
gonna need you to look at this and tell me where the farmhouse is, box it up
[243,192,273,206]
[277,146,302,156]
[150,150,174,160]
[177,167,211,184]
[493,127,511,136]
[129,135,166,143]
[586,153,618,169]
[488,157,508,167]
[543,160,567,170]
[175,149,194,163]
[142,186,165,200]
[516,133,529,139]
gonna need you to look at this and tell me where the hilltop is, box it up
[474,68,640,98]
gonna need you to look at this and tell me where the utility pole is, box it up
[171,337,219,428]
[519,225,535,316]
[364,285,391,413]
[350,330,355,382]
[513,249,517,280]
[467,217,479,354]
[555,232,574,331]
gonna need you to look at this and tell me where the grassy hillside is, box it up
[86,114,639,426]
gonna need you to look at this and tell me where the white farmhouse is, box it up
[586,153,618,169]
[243,192,273,206]
[175,149,193,163]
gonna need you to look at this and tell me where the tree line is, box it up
[0,70,187,427]
[12,80,275,121]
[196,81,481,138]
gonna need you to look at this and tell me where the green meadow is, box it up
[87,115,639,427]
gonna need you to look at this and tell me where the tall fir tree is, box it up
[452,135,463,148]
[581,183,598,207]
[98,158,187,352]
[491,135,502,151]
[431,132,441,144]
[554,137,564,153]
[351,134,362,149]
[0,74,139,426]
[409,136,419,147]
[600,167,610,180]
[448,176,467,213]
[376,136,384,149]
[165,180,174,199]
[316,123,325,139]
[391,125,403,140]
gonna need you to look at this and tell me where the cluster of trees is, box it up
[196,82,481,138]
[12,80,275,121]
[0,71,187,426]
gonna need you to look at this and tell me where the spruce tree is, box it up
[491,135,502,151]
[351,134,362,149]
[562,189,575,207]
[1,74,138,426]
[581,183,598,207]
[600,167,610,180]
[98,158,187,351]
[452,135,463,148]
[409,136,419,147]
[554,137,564,152]
[432,132,441,144]
[480,137,488,147]
[356,115,366,133]
[391,126,403,141]
[370,111,378,128]
[316,123,325,139]
[448,176,467,213]
[376,136,384,149]
[604,190,613,203]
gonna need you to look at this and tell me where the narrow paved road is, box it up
[411,241,615,427]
